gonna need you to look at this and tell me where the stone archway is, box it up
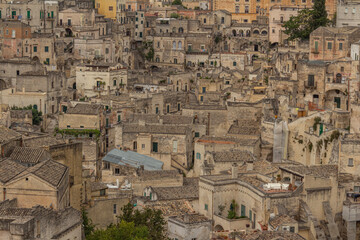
[214,224,224,232]
[0,79,6,90]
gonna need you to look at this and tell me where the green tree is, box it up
[87,221,149,240]
[171,0,182,5]
[170,13,180,18]
[10,105,43,125]
[82,208,95,238]
[118,203,166,240]
[283,0,328,40]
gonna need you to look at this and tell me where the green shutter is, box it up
[27,10,30,19]
[40,11,42,19]
[0,10,2,19]
[241,205,246,217]
[51,11,54,18]
[11,11,16,19]
[315,41,318,52]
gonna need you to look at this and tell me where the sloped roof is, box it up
[0,159,27,183]
[10,147,49,164]
[31,160,68,186]
[269,214,297,229]
[150,178,199,201]
[211,151,255,162]
[103,149,163,171]
[67,104,102,115]
[0,126,22,144]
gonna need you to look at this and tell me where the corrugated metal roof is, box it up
[102,149,163,171]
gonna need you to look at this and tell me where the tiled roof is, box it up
[169,213,211,224]
[280,165,338,178]
[269,214,297,229]
[0,126,22,144]
[144,200,195,217]
[122,124,189,134]
[197,136,259,146]
[103,149,163,171]
[0,159,27,183]
[151,178,199,201]
[23,136,66,148]
[67,104,102,115]
[136,170,179,181]
[238,160,279,176]
[90,182,108,191]
[228,121,260,135]
[31,160,68,186]
[236,230,305,240]
[10,147,48,164]
[212,151,255,162]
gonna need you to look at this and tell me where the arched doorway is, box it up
[72,83,76,89]
[0,79,6,90]
[232,30,237,36]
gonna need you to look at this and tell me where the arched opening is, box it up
[232,30,237,36]
[178,27,184,33]
[172,41,176,49]
[246,30,250,37]
[214,225,224,232]
[73,83,76,89]
[239,30,244,37]
[261,30,268,35]
[0,79,6,90]
[32,56,40,62]
[65,28,73,37]
[253,30,260,35]
[178,41,182,49]
[335,73,342,83]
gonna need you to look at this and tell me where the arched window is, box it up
[336,73,342,83]
[179,27,184,33]
[232,30,237,36]
[261,30,268,35]
[253,30,260,34]
[172,41,176,49]
[221,17,225,24]
[155,57,160,62]
[246,30,250,37]
[174,58,178,64]
[239,30,244,37]
[178,41,182,49]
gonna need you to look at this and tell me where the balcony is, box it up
[305,82,317,89]
[213,214,251,232]
[93,86,104,91]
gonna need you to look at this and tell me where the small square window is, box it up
[204,204,208,210]
[100,189,105,196]
[115,168,120,175]
[109,6,113,11]
[142,144,145,149]
[45,46,49,52]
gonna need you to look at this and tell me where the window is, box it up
[290,226,295,233]
[113,79,116,86]
[272,29,275,33]
[204,204,208,210]
[348,158,354,167]
[241,204,246,217]
[200,96,203,102]
[46,58,50,65]
[133,141,137,150]
[235,5,240,13]
[221,17,225,24]
[354,186,360,192]
[80,126,84,128]
[16,70,20,76]
[327,42,332,50]
[195,132,200,137]
[256,6,260,13]
[100,189,106,196]
[308,75,315,87]
[109,6,113,11]
[11,30,15,38]
[45,46,49,52]
[353,7,356,14]
[174,58,177,64]
[173,41,176,49]
[314,41,318,52]
[203,18,206,24]
[142,144,145,149]
[249,210,252,221]
[167,105,170,113]
[345,7,348,13]
[196,153,201,159]
[178,41,182,49]
[104,162,110,169]
[152,142,158,152]
[341,66,344,72]
[173,140,178,153]
[68,19,71,26]
[202,87,206,93]
[113,204,117,214]
[245,6,249,13]
[115,168,120,175]
[155,107,159,114]
[177,103,181,111]
[27,10,31,19]
[233,61,237,66]
[118,115,121,122]
[339,42,343,50]
[106,48,109,54]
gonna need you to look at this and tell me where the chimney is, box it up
[246,161,254,172]
[231,163,238,179]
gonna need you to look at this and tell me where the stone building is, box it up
[167,213,212,240]
[0,126,22,157]
[0,199,82,240]
[0,147,70,210]
[337,1,360,27]
[309,26,360,61]
[75,63,127,97]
